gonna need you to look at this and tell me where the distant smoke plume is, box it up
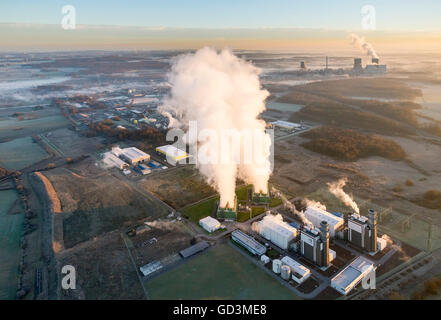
[350,33,379,59]
[327,178,360,214]
[159,47,271,208]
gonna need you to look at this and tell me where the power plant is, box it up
[347,209,380,253]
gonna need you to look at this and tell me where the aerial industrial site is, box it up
[1,1,441,306]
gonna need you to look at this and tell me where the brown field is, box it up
[43,159,170,248]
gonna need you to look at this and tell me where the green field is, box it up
[0,190,24,300]
[0,136,49,170]
[305,187,441,252]
[145,243,301,300]
[182,197,219,222]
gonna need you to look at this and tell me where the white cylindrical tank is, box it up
[272,259,282,274]
[280,265,291,281]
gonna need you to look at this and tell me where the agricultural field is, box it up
[182,196,219,223]
[0,190,24,300]
[145,243,301,300]
[0,136,49,170]
[0,107,69,141]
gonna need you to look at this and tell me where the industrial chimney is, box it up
[354,58,362,69]
[320,221,330,267]
[368,209,378,252]
[372,58,379,64]
[300,61,307,70]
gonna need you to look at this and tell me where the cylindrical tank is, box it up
[280,265,291,281]
[272,259,282,274]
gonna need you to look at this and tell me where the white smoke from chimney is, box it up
[304,199,327,212]
[350,33,379,59]
[159,47,271,208]
[327,177,360,214]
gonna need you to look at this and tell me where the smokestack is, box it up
[368,209,378,252]
[326,56,329,70]
[320,221,330,267]
[300,61,306,70]
[372,57,379,64]
[354,58,362,69]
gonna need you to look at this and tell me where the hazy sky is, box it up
[1,0,441,50]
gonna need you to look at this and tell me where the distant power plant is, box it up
[294,56,387,76]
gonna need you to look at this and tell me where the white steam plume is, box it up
[272,187,312,226]
[159,47,271,208]
[350,33,379,59]
[327,177,360,214]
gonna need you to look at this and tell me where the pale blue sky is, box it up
[1,0,440,30]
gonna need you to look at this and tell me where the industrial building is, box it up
[217,197,237,221]
[352,57,387,75]
[347,209,378,253]
[179,241,210,258]
[271,120,302,132]
[140,260,163,277]
[102,152,129,170]
[254,215,298,250]
[232,230,267,256]
[331,256,375,295]
[280,256,311,284]
[156,145,191,165]
[112,146,150,165]
[304,206,344,238]
[199,216,221,233]
[299,222,336,268]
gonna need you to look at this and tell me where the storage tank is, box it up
[272,259,282,274]
[280,265,292,281]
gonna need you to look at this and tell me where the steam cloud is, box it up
[272,187,312,226]
[327,177,360,214]
[350,33,379,59]
[160,47,271,208]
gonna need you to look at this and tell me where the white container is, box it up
[272,259,282,274]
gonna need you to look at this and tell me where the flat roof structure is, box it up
[280,256,311,284]
[140,260,163,277]
[232,230,266,256]
[156,145,191,163]
[102,152,129,170]
[304,206,344,237]
[179,241,210,258]
[121,147,150,164]
[272,120,302,130]
[199,216,221,233]
[331,256,375,295]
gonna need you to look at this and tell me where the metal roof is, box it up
[304,206,344,227]
[156,145,190,161]
[331,256,375,294]
[179,241,210,258]
[232,230,267,255]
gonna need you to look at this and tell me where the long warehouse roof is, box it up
[156,145,190,161]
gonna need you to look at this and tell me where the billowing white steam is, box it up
[272,186,312,226]
[327,178,360,214]
[305,199,327,212]
[160,47,271,208]
[252,213,291,233]
[350,33,379,59]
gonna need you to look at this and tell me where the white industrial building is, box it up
[280,256,311,284]
[271,120,302,131]
[119,147,151,165]
[156,145,191,165]
[304,206,344,238]
[199,216,221,233]
[232,230,267,256]
[102,152,129,170]
[254,215,298,250]
[331,256,376,295]
[140,260,163,277]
